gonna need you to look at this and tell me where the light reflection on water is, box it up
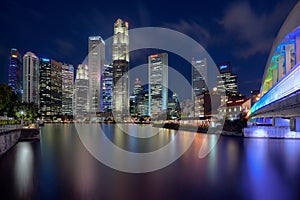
[14,142,34,198]
[0,124,300,199]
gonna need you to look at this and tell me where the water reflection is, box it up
[244,139,292,200]
[14,142,34,198]
[1,124,300,199]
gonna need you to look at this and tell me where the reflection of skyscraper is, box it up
[112,19,129,121]
[192,58,208,117]
[75,64,89,119]
[148,53,168,117]
[39,58,62,120]
[8,48,22,99]
[62,64,74,116]
[23,52,39,104]
[102,64,113,112]
[88,36,105,114]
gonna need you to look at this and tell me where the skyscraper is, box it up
[101,64,113,112]
[8,48,22,99]
[216,62,239,98]
[192,58,208,117]
[62,64,74,116]
[75,64,89,120]
[148,53,168,117]
[39,58,62,120]
[22,52,39,104]
[88,36,105,114]
[112,19,129,121]
[113,19,129,62]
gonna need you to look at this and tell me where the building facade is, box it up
[148,53,168,118]
[39,58,62,120]
[112,19,130,121]
[75,64,89,120]
[22,52,39,104]
[62,64,74,116]
[101,64,113,112]
[88,36,105,114]
[192,58,208,117]
[216,62,239,98]
[8,48,22,99]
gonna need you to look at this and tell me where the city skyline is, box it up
[0,0,298,96]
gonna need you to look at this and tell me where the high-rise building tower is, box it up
[62,64,74,116]
[192,58,208,117]
[148,53,168,117]
[216,62,239,98]
[101,64,113,112]
[113,19,129,62]
[22,52,39,104]
[8,48,22,99]
[75,64,89,120]
[88,36,105,114]
[112,19,129,121]
[39,58,62,120]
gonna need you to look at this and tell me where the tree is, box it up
[0,84,13,112]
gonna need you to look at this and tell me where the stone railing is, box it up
[0,127,21,155]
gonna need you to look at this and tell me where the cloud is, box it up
[219,1,294,58]
[163,20,212,48]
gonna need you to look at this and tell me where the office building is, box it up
[216,62,239,98]
[88,36,105,114]
[62,64,74,116]
[112,19,129,121]
[192,58,208,117]
[101,64,113,112]
[39,58,62,120]
[148,53,168,118]
[8,48,22,99]
[75,64,89,120]
[22,52,39,104]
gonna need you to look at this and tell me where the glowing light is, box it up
[150,54,159,58]
[42,58,50,62]
[11,55,17,58]
[219,65,228,70]
[248,62,300,117]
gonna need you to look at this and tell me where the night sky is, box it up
[0,0,298,96]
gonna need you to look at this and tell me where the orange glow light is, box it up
[150,54,159,58]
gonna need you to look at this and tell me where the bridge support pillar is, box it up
[290,117,300,132]
[272,117,290,127]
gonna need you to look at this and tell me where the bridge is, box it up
[246,2,300,138]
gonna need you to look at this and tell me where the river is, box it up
[0,124,300,199]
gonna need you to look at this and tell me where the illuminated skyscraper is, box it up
[192,58,208,117]
[88,36,105,114]
[22,52,39,104]
[39,58,62,120]
[113,19,129,62]
[148,53,168,117]
[101,64,113,112]
[62,64,74,116]
[112,19,129,121]
[8,48,22,99]
[75,64,89,119]
[216,62,239,98]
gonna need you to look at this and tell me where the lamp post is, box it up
[20,110,24,127]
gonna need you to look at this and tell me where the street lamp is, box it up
[20,110,24,127]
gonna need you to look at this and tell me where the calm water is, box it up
[1,124,300,200]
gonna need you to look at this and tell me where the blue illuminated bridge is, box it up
[246,2,300,138]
